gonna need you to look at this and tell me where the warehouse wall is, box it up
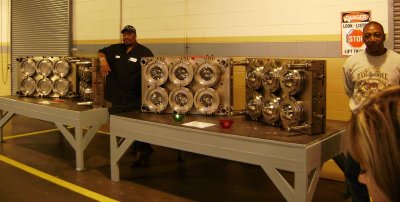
[0,0,11,96]
[73,0,390,121]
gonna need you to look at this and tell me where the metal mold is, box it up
[141,57,232,115]
[16,56,103,106]
[246,58,326,135]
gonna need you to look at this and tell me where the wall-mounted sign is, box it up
[341,11,371,56]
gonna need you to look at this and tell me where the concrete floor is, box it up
[0,115,350,202]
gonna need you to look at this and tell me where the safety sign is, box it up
[341,11,371,56]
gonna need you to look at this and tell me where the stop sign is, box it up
[347,29,364,48]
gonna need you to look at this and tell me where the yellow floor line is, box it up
[0,155,119,202]
[3,128,62,140]
[97,131,110,135]
[4,128,110,140]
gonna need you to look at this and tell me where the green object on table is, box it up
[172,113,185,121]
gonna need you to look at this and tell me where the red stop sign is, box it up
[347,29,364,48]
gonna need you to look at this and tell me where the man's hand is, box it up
[99,58,111,76]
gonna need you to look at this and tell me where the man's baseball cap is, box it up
[121,25,136,34]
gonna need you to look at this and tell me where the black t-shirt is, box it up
[98,43,153,110]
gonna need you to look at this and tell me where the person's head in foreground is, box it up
[346,85,400,202]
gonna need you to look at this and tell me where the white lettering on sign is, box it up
[343,13,370,23]
[348,35,362,42]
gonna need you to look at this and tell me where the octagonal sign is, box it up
[347,29,364,48]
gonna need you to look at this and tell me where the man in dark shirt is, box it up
[98,25,154,167]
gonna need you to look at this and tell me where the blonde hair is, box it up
[346,85,400,202]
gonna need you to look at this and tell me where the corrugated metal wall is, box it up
[11,0,71,94]
[394,0,400,52]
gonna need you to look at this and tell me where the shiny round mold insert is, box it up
[194,88,220,114]
[53,78,70,96]
[169,87,194,114]
[246,93,263,121]
[53,59,70,77]
[20,77,36,95]
[280,69,305,95]
[20,58,37,76]
[194,62,220,87]
[262,94,281,125]
[169,61,194,86]
[36,78,53,96]
[246,67,264,90]
[279,97,304,129]
[144,87,169,112]
[145,60,169,86]
[36,58,54,77]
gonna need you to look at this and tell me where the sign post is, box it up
[341,11,371,56]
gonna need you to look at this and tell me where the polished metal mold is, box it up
[141,57,232,115]
[245,58,326,135]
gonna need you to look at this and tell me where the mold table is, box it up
[0,95,109,170]
[110,111,346,202]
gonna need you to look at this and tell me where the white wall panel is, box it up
[185,0,388,37]
[122,0,183,8]
[73,0,389,40]
[131,18,185,39]
[73,0,120,40]
[122,0,185,39]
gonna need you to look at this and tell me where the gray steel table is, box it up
[110,111,346,202]
[0,95,109,170]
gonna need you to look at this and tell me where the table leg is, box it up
[55,123,101,171]
[294,170,308,202]
[261,164,321,202]
[110,135,134,181]
[0,110,15,142]
[261,165,295,201]
[75,127,84,171]
[76,125,101,171]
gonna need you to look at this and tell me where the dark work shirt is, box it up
[98,43,153,111]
